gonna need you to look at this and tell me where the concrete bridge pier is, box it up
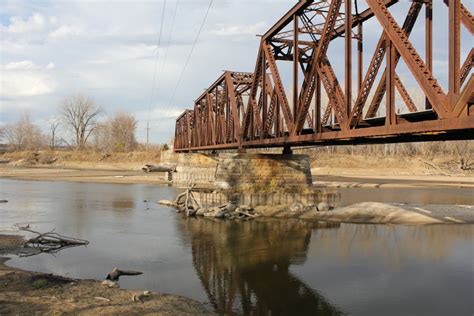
[170,152,312,190]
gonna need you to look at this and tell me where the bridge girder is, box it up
[174,0,474,152]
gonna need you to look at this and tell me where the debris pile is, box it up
[159,184,260,219]
[17,226,89,257]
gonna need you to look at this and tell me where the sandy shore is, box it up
[0,166,170,185]
[1,165,473,188]
[0,236,213,315]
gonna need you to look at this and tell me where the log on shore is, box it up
[142,164,176,173]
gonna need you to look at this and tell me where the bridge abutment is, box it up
[168,152,312,190]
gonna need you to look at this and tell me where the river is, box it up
[0,179,472,315]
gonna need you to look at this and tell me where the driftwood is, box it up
[159,185,259,220]
[159,183,201,216]
[106,267,143,281]
[142,163,176,173]
[18,227,89,257]
[235,209,258,218]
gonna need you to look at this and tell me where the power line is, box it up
[168,0,213,106]
[146,0,167,150]
[155,0,180,99]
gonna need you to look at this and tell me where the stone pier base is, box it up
[215,153,312,190]
[166,152,339,211]
[172,153,218,187]
[170,152,313,190]
[193,189,340,210]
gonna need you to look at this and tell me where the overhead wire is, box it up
[168,0,214,106]
[146,0,167,148]
[155,0,180,99]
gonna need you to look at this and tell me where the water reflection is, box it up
[177,217,473,315]
[309,224,474,264]
[111,199,135,209]
[1,180,472,315]
[178,218,343,315]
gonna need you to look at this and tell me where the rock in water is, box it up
[290,203,304,212]
[317,202,330,212]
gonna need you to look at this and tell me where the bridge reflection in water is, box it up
[177,218,343,315]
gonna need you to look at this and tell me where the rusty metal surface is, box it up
[174,0,473,152]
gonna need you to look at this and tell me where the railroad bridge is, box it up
[174,0,473,153]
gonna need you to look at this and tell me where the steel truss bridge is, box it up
[174,0,474,152]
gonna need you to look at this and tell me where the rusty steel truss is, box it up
[174,0,474,152]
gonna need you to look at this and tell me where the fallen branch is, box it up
[235,210,258,218]
[18,227,89,256]
[106,267,143,281]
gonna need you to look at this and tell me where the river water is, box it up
[0,179,473,315]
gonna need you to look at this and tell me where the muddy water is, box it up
[0,179,473,315]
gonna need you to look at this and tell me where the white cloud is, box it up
[0,72,56,97]
[3,60,38,70]
[0,61,57,97]
[210,21,266,37]
[2,13,47,33]
[1,60,55,71]
[48,25,83,39]
[151,107,184,118]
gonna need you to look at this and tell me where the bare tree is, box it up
[452,140,473,170]
[59,95,102,150]
[110,112,137,152]
[3,112,45,150]
[92,121,112,152]
[47,117,60,150]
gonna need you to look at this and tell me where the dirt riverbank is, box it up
[0,150,472,188]
[1,165,472,189]
[0,236,213,315]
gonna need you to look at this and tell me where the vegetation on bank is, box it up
[0,94,170,153]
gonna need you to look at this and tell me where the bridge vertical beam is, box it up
[293,14,299,126]
[425,0,433,110]
[357,22,363,94]
[345,0,352,116]
[449,0,461,108]
[206,93,215,145]
[315,73,322,133]
[262,54,267,140]
[225,72,242,147]
[386,40,396,126]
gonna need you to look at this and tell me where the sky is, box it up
[1,0,472,144]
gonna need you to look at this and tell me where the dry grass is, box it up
[1,150,165,170]
[1,149,471,177]
[309,152,470,176]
